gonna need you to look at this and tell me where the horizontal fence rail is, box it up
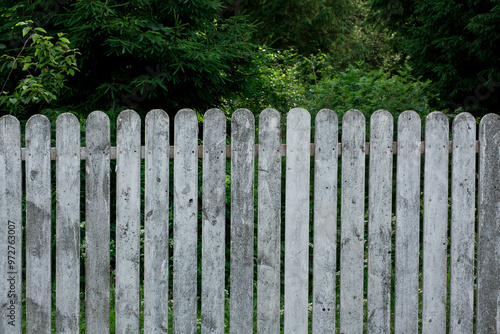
[17,141,481,160]
[0,108,499,334]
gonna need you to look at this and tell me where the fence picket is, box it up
[0,116,22,333]
[85,111,111,333]
[284,108,310,333]
[422,112,449,333]
[144,109,170,334]
[202,109,226,334]
[312,109,338,333]
[56,113,81,334]
[230,109,255,333]
[173,109,199,333]
[394,110,421,333]
[25,115,52,334]
[257,108,282,334]
[477,113,500,334]
[115,110,141,333]
[449,112,476,333]
[367,110,393,334]
[339,109,365,334]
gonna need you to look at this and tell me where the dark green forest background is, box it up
[1,0,499,123]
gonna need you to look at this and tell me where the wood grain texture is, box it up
[257,108,281,334]
[85,111,111,333]
[367,110,393,334]
[422,112,449,333]
[450,112,476,333]
[0,116,22,333]
[477,113,500,334]
[312,109,338,334]
[144,109,170,334]
[394,110,421,333]
[230,109,255,334]
[173,109,199,334]
[339,109,365,334]
[202,109,226,334]
[115,110,141,333]
[284,108,310,334]
[25,115,52,334]
[56,113,81,334]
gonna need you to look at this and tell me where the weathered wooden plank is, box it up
[230,108,255,334]
[257,108,281,334]
[339,109,365,334]
[312,109,338,333]
[422,112,449,333]
[367,110,393,334]
[477,113,500,334]
[85,111,111,333]
[115,110,141,333]
[449,112,476,334]
[173,109,199,333]
[0,115,22,333]
[394,110,421,333]
[284,108,310,334]
[144,109,170,334]
[25,115,52,334]
[202,108,226,334]
[56,113,81,334]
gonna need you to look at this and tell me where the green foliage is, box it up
[369,0,500,116]
[0,0,258,118]
[0,21,79,117]
[227,50,434,121]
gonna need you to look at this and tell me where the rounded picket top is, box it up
[343,108,365,122]
[117,109,141,128]
[453,111,475,126]
[175,108,198,124]
[0,113,20,126]
[426,111,448,125]
[316,108,337,123]
[370,109,392,123]
[232,108,254,124]
[26,113,51,132]
[479,112,500,139]
[87,110,110,128]
[398,110,421,132]
[259,108,280,134]
[145,109,169,132]
[56,112,80,130]
[204,108,224,119]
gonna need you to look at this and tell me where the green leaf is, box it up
[22,27,30,37]
[34,27,47,33]
[22,63,30,71]
[9,98,18,104]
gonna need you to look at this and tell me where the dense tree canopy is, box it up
[369,0,500,116]
[0,0,257,118]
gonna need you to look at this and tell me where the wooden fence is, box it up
[0,108,499,333]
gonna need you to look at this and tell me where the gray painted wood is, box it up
[422,112,449,333]
[449,112,476,334]
[115,110,141,333]
[202,109,226,334]
[477,113,500,334]
[85,111,111,333]
[284,108,310,334]
[367,110,393,334]
[339,109,365,334]
[312,109,338,334]
[56,113,81,334]
[230,109,255,334]
[394,110,421,333]
[0,116,22,333]
[173,109,199,334]
[25,115,52,334]
[257,108,281,334]
[144,109,170,334]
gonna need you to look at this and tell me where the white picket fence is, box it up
[0,108,499,333]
